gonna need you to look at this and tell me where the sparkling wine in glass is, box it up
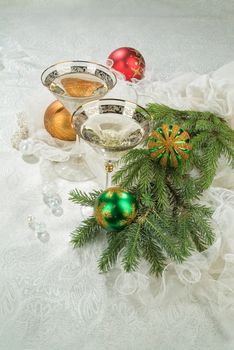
[72,99,152,187]
[41,60,117,182]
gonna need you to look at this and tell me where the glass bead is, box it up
[37,231,50,243]
[43,193,62,208]
[34,222,46,233]
[49,196,61,208]
[52,206,63,217]
[43,193,51,206]
[27,215,36,230]
[19,138,34,156]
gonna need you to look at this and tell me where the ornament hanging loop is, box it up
[105,161,114,188]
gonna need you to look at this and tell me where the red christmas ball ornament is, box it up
[107,47,145,82]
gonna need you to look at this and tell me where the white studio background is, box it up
[0,1,234,350]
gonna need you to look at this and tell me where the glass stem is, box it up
[105,161,114,188]
[70,135,83,160]
[70,134,78,155]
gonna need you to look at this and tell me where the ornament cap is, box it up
[105,162,114,173]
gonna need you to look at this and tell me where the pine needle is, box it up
[69,189,101,207]
[71,217,101,247]
[69,103,234,275]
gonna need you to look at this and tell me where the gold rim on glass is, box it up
[72,98,152,121]
[41,60,117,100]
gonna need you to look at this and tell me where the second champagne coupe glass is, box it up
[41,60,117,181]
[72,98,152,187]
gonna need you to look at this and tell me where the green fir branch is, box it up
[122,223,142,272]
[151,165,170,210]
[189,205,214,247]
[119,148,149,164]
[113,160,142,188]
[140,229,166,275]
[191,131,210,148]
[69,189,101,207]
[69,103,234,276]
[98,231,127,272]
[112,151,151,189]
[218,137,234,167]
[176,212,194,256]
[197,139,222,190]
[145,215,183,261]
[71,216,101,247]
[137,156,154,194]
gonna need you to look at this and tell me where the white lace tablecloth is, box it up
[1,1,234,349]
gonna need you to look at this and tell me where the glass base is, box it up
[53,155,95,182]
[22,154,39,164]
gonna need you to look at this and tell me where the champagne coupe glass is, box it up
[72,98,152,188]
[41,60,117,181]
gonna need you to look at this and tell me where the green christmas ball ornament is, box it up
[94,187,138,231]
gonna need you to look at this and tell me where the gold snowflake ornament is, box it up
[147,124,192,168]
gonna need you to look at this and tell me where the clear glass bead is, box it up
[27,215,36,230]
[19,138,34,156]
[37,231,50,243]
[52,206,63,217]
[34,222,46,233]
[43,193,62,208]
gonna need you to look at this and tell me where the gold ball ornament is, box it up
[94,187,138,231]
[44,100,76,141]
[147,124,192,168]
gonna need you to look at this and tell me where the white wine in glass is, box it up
[72,99,152,187]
